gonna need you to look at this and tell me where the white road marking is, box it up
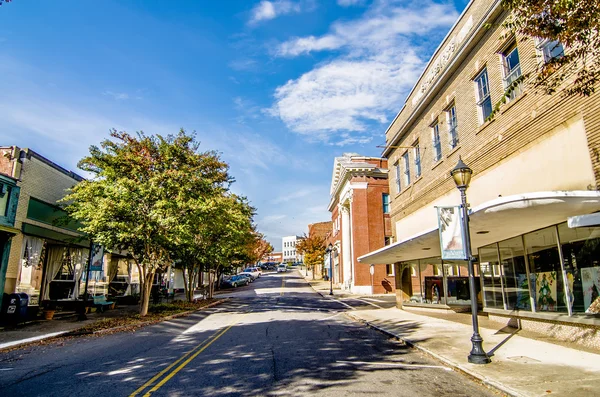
[342,298,384,309]
[0,368,14,371]
[336,360,452,371]
[361,297,387,303]
[329,298,356,311]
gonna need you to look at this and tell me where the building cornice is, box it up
[383,0,503,157]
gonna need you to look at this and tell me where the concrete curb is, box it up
[0,298,228,352]
[345,312,521,397]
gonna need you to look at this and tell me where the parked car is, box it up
[237,273,254,283]
[242,267,261,279]
[277,264,287,273]
[222,275,249,288]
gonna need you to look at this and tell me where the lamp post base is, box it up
[468,333,491,364]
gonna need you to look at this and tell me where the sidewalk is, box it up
[0,290,209,351]
[301,271,600,396]
[302,268,393,298]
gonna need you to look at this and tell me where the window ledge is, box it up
[446,145,461,158]
[500,91,527,115]
[476,117,496,135]
[413,175,423,185]
[484,307,600,326]
[431,159,444,171]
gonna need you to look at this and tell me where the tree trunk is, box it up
[182,268,190,302]
[140,271,154,316]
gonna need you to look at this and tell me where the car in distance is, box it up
[222,275,249,288]
[242,267,261,279]
[277,264,287,273]
[237,273,254,283]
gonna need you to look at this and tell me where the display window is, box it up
[499,237,531,311]
[558,223,600,314]
[524,226,567,313]
[479,244,504,309]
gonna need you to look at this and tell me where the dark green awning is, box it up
[22,223,89,247]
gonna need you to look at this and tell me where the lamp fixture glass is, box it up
[450,157,473,189]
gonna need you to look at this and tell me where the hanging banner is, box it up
[90,244,104,271]
[437,206,468,260]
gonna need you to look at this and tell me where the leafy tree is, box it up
[296,234,326,280]
[174,193,256,301]
[247,234,274,265]
[502,0,600,96]
[63,129,230,315]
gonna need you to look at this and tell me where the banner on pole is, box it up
[90,244,104,271]
[437,206,468,260]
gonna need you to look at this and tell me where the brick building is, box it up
[359,0,600,342]
[261,251,282,264]
[307,221,332,278]
[328,153,393,294]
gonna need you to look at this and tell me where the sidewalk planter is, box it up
[43,309,55,320]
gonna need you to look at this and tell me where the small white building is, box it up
[282,235,303,263]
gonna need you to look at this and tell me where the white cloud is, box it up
[337,0,365,5]
[268,0,459,145]
[249,0,303,25]
[103,90,129,100]
[272,188,314,204]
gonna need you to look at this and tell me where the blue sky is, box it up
[0,0,468,251]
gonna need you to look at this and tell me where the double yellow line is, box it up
[129,313,247,397]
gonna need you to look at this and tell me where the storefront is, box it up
[359,192,600,325]
[0,174,20,310]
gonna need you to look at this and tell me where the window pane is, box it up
[504,47,520,74]
[558,222,600,314]
[479,244,504,309]
[499,236,531,311]
[481,97,492,120]
[414,143,421,178]
[420,258,444,304]
[407,261,424,303]
[444,260,471,306]
[524,226,567,313]
[403,152,410,185]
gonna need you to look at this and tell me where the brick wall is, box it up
[384,0,600,240]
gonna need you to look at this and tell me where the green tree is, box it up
[63,129,230,316]
[502,0,600,96]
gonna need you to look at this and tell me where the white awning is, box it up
[358,191,600,264]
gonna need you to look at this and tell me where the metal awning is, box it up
[358,191,600,264]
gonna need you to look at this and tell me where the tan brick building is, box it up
[328,153,393,294]
[359,0,600,338]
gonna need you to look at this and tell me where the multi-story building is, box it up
[0,169,21,309]
[282,235,302,263]
[0,147,136,311]
[359,0,600,342]
[328,153,393,294]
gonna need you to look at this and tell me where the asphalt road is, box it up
[0,270,497,397]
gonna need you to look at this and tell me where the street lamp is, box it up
[326,243,334,296]
[450,157,491,365]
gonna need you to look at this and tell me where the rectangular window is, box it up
[447,105,458,149]
[432,121,442,162]
[474,68,492,123]
[386,264,395,276]
[382,193,390,214]
[413,141,421,178]
[394,161,401,193]
[402,151,410,186]
[384,236,391,246]
[537,38,564,63]
[502,45,523,101]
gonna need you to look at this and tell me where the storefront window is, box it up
[479,244,504,309]
[524,226,567,313]
[499,236,531,311]
[420,258,444,304]
[558,222,600,314]
[444,260,471,306]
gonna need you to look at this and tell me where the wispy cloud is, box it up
[272,188,314,204]
[337,0,366,6]
[102,90,129,100]
[248,0,315,25]
[268,0,459,145]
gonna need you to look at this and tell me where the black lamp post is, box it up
[326,243,334,296]
[450,157,491,365]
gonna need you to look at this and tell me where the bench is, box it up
[93,295,115,312]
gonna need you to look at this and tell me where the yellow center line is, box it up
[129,313,248,397]
[280,276,285,296]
